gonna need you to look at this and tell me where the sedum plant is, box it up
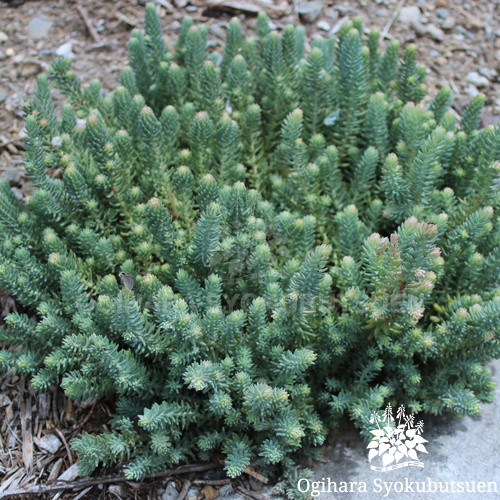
[0,3,499,491]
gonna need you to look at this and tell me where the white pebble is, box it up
[466,71,489,88]
[317,21,330,31]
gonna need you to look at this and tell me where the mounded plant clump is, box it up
[0,3,498,493]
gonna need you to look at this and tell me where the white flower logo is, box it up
[367,404,428,471]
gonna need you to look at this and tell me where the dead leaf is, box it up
[47,458,64,482]
[202,485,219,500]
[57,463,80,482]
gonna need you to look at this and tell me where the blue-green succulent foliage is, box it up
[0,3,498,491]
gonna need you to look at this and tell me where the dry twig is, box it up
[380,0,407,39]
[176,480,191,500]
[0,462,221,498]
[76,4,101,43]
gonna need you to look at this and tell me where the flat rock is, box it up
[27,15,53,40]
[398,5,421,24]
[36,434,62,454]
[173,0,188,6]
[0,32,8,43]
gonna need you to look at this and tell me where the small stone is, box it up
[108,486,127,497]
[466,71,489,88]
[426,23,444,41]
[435,0,448,6]
[465,15,483,31]
[17,61,43,78]
[168,20,181,30]
[478,67,497,80]
[466,84,479,97]
[28,16,53,40]
[317,20,330,31]
[208,25,225,39]
[0,51,5,61]
[2,168,20,184]
[496,49,500,62]
[398,6,421,24]
[161,482,178,500]
[0,394,11,407]
[441,17,455,30]
[485,25,494,42]
[436,8,448,19]
[375,8,389,17]
[219,485,234,497]
[36,434,62,454]
[0,32,8,43]
[56,42,75,59]
[185,5,197,12]
[249,476,264,491]
[11,187,24,200]
[298,0,323,23]
[0,86,8,103]
[186,487,199,500]
[5,48,15,58]
[410,20,427,37]
[173,0,188,7]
